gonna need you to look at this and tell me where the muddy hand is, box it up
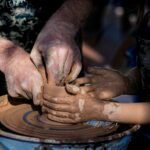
[42,95,105,123]
[66,67,129,100]
[30,23,81,85]
[0,39,43,105]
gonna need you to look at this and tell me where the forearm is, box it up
[96,101,150,124]
[44,0,93,38]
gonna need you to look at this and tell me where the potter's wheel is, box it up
[0,95,141,145]
[0,103,119,143]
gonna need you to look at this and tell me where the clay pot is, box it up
[43,84,90,101]
[43,84,70,98]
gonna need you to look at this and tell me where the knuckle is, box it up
[98,91,110,99]
[51,110,56,115]
[8,89,17,97]
[20,81,28,90]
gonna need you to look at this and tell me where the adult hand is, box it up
[30,24,81,85]
[66,67,129,100]
[0,39,43,105]
[42,95,105,123]
[30,0,93,85]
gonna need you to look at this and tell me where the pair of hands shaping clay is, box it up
[41,67,128,124]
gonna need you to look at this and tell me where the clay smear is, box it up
[103,103,119,121]
[78,99,85,112]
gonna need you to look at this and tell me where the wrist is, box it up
[92,101,108,121]
[44,0,93,38]
[46,20,76,39]
[95,101,121,122]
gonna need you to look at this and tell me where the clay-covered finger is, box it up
[79,85,96,94]
[32,83,43,105]
[65,84,80,94]
[65,59,82,83]
[43,96,71,104]
[74,76,97,85]
[47,114,77,123]
[30,46,42,67]
[42,107,74,119]
[38,65,47,83]
[61,47,73,81]
[43,101,75,112]
[46,54,59,85]
[96,88,117,100]
[87,67,113,75]
[66,83,97,95]
[30,47,47,83]
[65,83,96,95]
[45,44,72,85]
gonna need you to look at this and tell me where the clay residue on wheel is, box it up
[0,95,12,121]
[0,104,119,142]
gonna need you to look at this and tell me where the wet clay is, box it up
[0,86,120,142]
[43,84,70,97]
[1,104,119,142]
[0,95,13,120]
[0,94,140,143]
[41,84,92,124]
